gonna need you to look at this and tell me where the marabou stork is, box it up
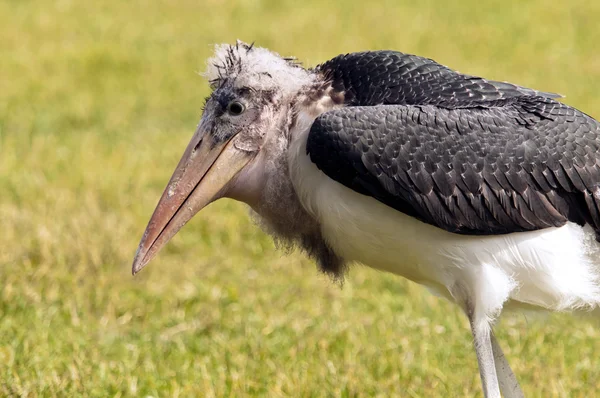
[132,41,600,397]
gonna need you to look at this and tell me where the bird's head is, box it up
[131,41,317,274]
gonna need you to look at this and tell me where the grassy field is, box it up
[2,0,600,396]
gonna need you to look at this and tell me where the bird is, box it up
[132,40,600,397]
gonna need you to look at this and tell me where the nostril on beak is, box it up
[193,138,203,152]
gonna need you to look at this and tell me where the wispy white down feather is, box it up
[204,42,314,99]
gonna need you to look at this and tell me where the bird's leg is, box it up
[490,333,525,398]
[468,314,501,398]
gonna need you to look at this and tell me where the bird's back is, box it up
[315,50,561,108]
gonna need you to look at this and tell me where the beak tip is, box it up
[131,246,148,276]
[131,262,141,276]
[131,257,147,276]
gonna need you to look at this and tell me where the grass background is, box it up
[2,0,600,396]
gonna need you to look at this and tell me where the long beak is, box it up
[131,127,253,274]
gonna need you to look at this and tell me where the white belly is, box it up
[288,134,600,318]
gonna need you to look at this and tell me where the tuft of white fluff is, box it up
[204,41,314,99]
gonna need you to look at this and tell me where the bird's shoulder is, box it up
[314,50,560,108]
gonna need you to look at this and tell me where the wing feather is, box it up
[306,102,600,236]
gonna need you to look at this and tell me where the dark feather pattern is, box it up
[306,101,600,236]
[316,51,561,108]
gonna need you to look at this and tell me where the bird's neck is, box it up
[230,115,347,280]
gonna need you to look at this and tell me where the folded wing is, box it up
[306,100,600,236]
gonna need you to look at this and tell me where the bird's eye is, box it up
[227,101,245,116]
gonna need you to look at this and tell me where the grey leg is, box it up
[469,316,501,398]
[490,333,525,398]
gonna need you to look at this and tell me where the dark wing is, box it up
[306,99,600,235]
[316,51,561,108]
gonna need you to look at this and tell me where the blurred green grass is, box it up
[2,0,600,396]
